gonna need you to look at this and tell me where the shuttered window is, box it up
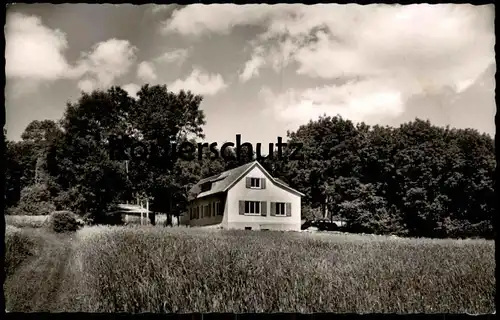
[244,201,261,214]
[271,202,292,217]
[276,203,286,216]
[250,178,260,188]
[246,177,266,189]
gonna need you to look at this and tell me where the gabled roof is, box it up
[188,160,305,201]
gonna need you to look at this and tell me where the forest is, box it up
[4,84,496,239]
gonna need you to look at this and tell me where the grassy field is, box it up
[4,222,496,313]
[5,215,50,228]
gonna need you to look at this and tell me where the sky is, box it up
[5,4,496,145]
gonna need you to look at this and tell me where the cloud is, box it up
[238,46,266,82]
[385,62,496,135]
[77,79,96,93]
[155,48,190,65]
[165,4,494,125]
[76,38,138,92]
[6,12,139,95]
[123,83,141,98]
[166,4,494,90]
[260,79,405,127]
[169,69,228,96]
[137,61,157,82]
[5,12,76,81]
[285,4,494,90]
[151,4,176,14]
[161,4,281,36]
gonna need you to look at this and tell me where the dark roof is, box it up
[188,160,304,201]
[274,178,289,186]
[188,161,255,201]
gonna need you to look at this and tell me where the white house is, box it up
[183,160,304,231]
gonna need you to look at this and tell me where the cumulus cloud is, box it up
[162,4,281,36]
[76,38,138,92]
[123,83,141,98]
[169,69,228,96]
[260,79,405,127]
[6,12,139,95]
[239,46,266,82]
[77,79,97,93]
[164,4,494,125]
[137,61,157,82]
[5,12,78,81]
[155,48,190,65]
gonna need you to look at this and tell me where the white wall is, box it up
[226,166,301,231]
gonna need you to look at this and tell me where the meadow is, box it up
[5,215,50,228]
[4,219,496,313]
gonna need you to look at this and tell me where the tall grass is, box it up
[5,215,50,228]
[5,226,37,276]
[4,227,81,312]
[73,227,495,313]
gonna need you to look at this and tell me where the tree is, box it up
[5,136,23,209]
[46,88,134,222]
[283,115,494,238]
[12,184,56,216]
[284,115,363,219]
[125,85,207,223]
[7,81,495,238]
[5,121,62,211]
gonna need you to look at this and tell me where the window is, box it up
[272,202,290,217]
[204,205,209,218]
[196,206,200,219]
[245,201,261,215]
[275,203,287,216]
[208,203,212,217]
[246,177,266,189]
[250,178,260,188]
[212,202,216,217]
[200,182,212,192]
[216,201,222,215]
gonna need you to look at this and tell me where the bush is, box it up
[53,187,87,214]
[301,206,323,221]
[13,184,56,216]
[50,210,81,233]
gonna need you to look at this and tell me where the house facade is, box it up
[184,160,304,231]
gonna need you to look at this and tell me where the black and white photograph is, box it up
[3,3,495,314]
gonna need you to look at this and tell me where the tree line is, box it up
[4,84,495,238]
